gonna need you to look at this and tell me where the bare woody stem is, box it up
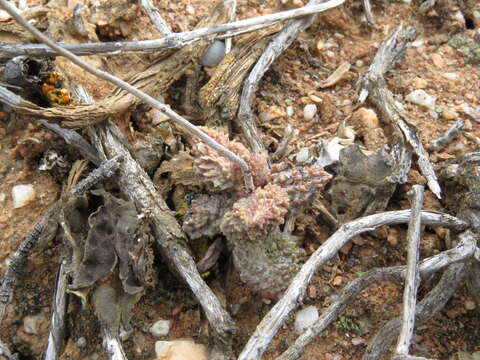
[238,210,467,360]
[0,0,344,60]
[0,0,255,191]
[395,185,424,358]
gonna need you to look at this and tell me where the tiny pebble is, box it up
[0,192,5,202]
[155,340,207,360]
[442,108,459,121]
[296,147,310,164]
[352,337,365,346]
[442,72,458,81]
[355,59,364,67]
[326,50,335,58]
[352,108,379,129]
[286,106,294,117]
[402,0,412,4]
[12,184,35,209]
[431,53,445,68]
[303,104,317,120]
[23,313,44,335]
[150,319,171,338]
[200,40,226,66]
[465,300,476,310]
[405,89,436,110]
[294,306,319,333]
[76,337,87,348]
[185,4,195,14]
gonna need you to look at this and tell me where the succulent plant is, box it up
[220,183,289,243]
[192,128,269,192]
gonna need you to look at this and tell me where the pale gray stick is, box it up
[276,229,478,360]
[0,0,255,191]
[94,121,237,356]
[428,119,464,152]
[38,119,101,166]
[272,124,295,161]
[224,0,236,54]
[102,330,128,360]
[0,0,344,61]
[358,25,442,199]
[363,261,466,360]
[43,261,69,360]
[238,210,467,360]
[0,157,121,326]
[140,0,171,35]
[395,185,424,357]
[362,0,374,24]
[238,0,343,155]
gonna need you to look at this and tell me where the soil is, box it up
[0,0,479,359]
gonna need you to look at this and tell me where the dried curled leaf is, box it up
[62,190,151,294]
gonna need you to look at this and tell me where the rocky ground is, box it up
[0,0,480,359]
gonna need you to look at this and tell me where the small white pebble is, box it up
[402,0,412,4]
[411,39,424,48]
[12,184,35,209]
[442,72,458,81]
[185,4,195,15]
[405,89,436,110]
[150,319,171,338]
[465,300,476,310]
[296,147,310,164]
[355,59,364,67]
[200,40,226,66]
[294,306,319,333]
[23,313,44,335]
[303,104,317,120]
[286,106,294,117]
[0,192,5,202]
[76,337,87,348]
[326,50,335,58]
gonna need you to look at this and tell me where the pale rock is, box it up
[200,40,226,66]
[442,108,459,121]
[352,108,379,129]
[303,104,317,120]
[76,337,87,348]
[465,300,476,310]
[0,192,5,202]
[286,106,294,117]
[150,319,171,338]
[412,77,428,89]
[431,53,445,68]
[442,72,458,81]
[405,90,436,110]
[12,184,35,209]
[295,147,310,164]
[355,59,364,67]
[23,313,44,335]
[294,305,319,333]
[155,340,207,360]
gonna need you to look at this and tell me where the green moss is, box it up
[448,34,480,65]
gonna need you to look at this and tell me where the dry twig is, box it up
[394,185,424,358]
[238,210,467,360]
[428,119,464,152]
[0,0,344,61]
[276,229,478,360]
[43,261,69,360]
[140,0,172,35]
[238,0,346,154]
[363,261,467,360]
[0,0,255,191]
[358,25,442,199]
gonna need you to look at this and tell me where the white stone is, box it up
[294,305,319,333]
[155,340,207,360]
[23,313,44,334]
[295,147,310,164]
[76,337,87,348]
[150,319,171,338]
[286,106,294,117]
[200,40,226,66]
[12,184,35,209]
[303,104,317,120]
[405,90,436,110]
[442,72,458,81]
[0,192,5,202]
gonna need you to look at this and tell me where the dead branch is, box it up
[276,229,478,360]
[238,210,467,360]
[362,0,374,24]
[272,124,296,161]
[43,261,69,360]
[395,185,424,357]
[238,0,337,155]
[0,156,122,327]
[102,330,129,360]
[38,119,102,166]
[140,0,172,35]
[0,204,60,325]
[358,25,442,199]
[93,121,237,357]
[0,0,344,61]
[0,1,256,192]
[428,119,464,152]
[363,261,467,360]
